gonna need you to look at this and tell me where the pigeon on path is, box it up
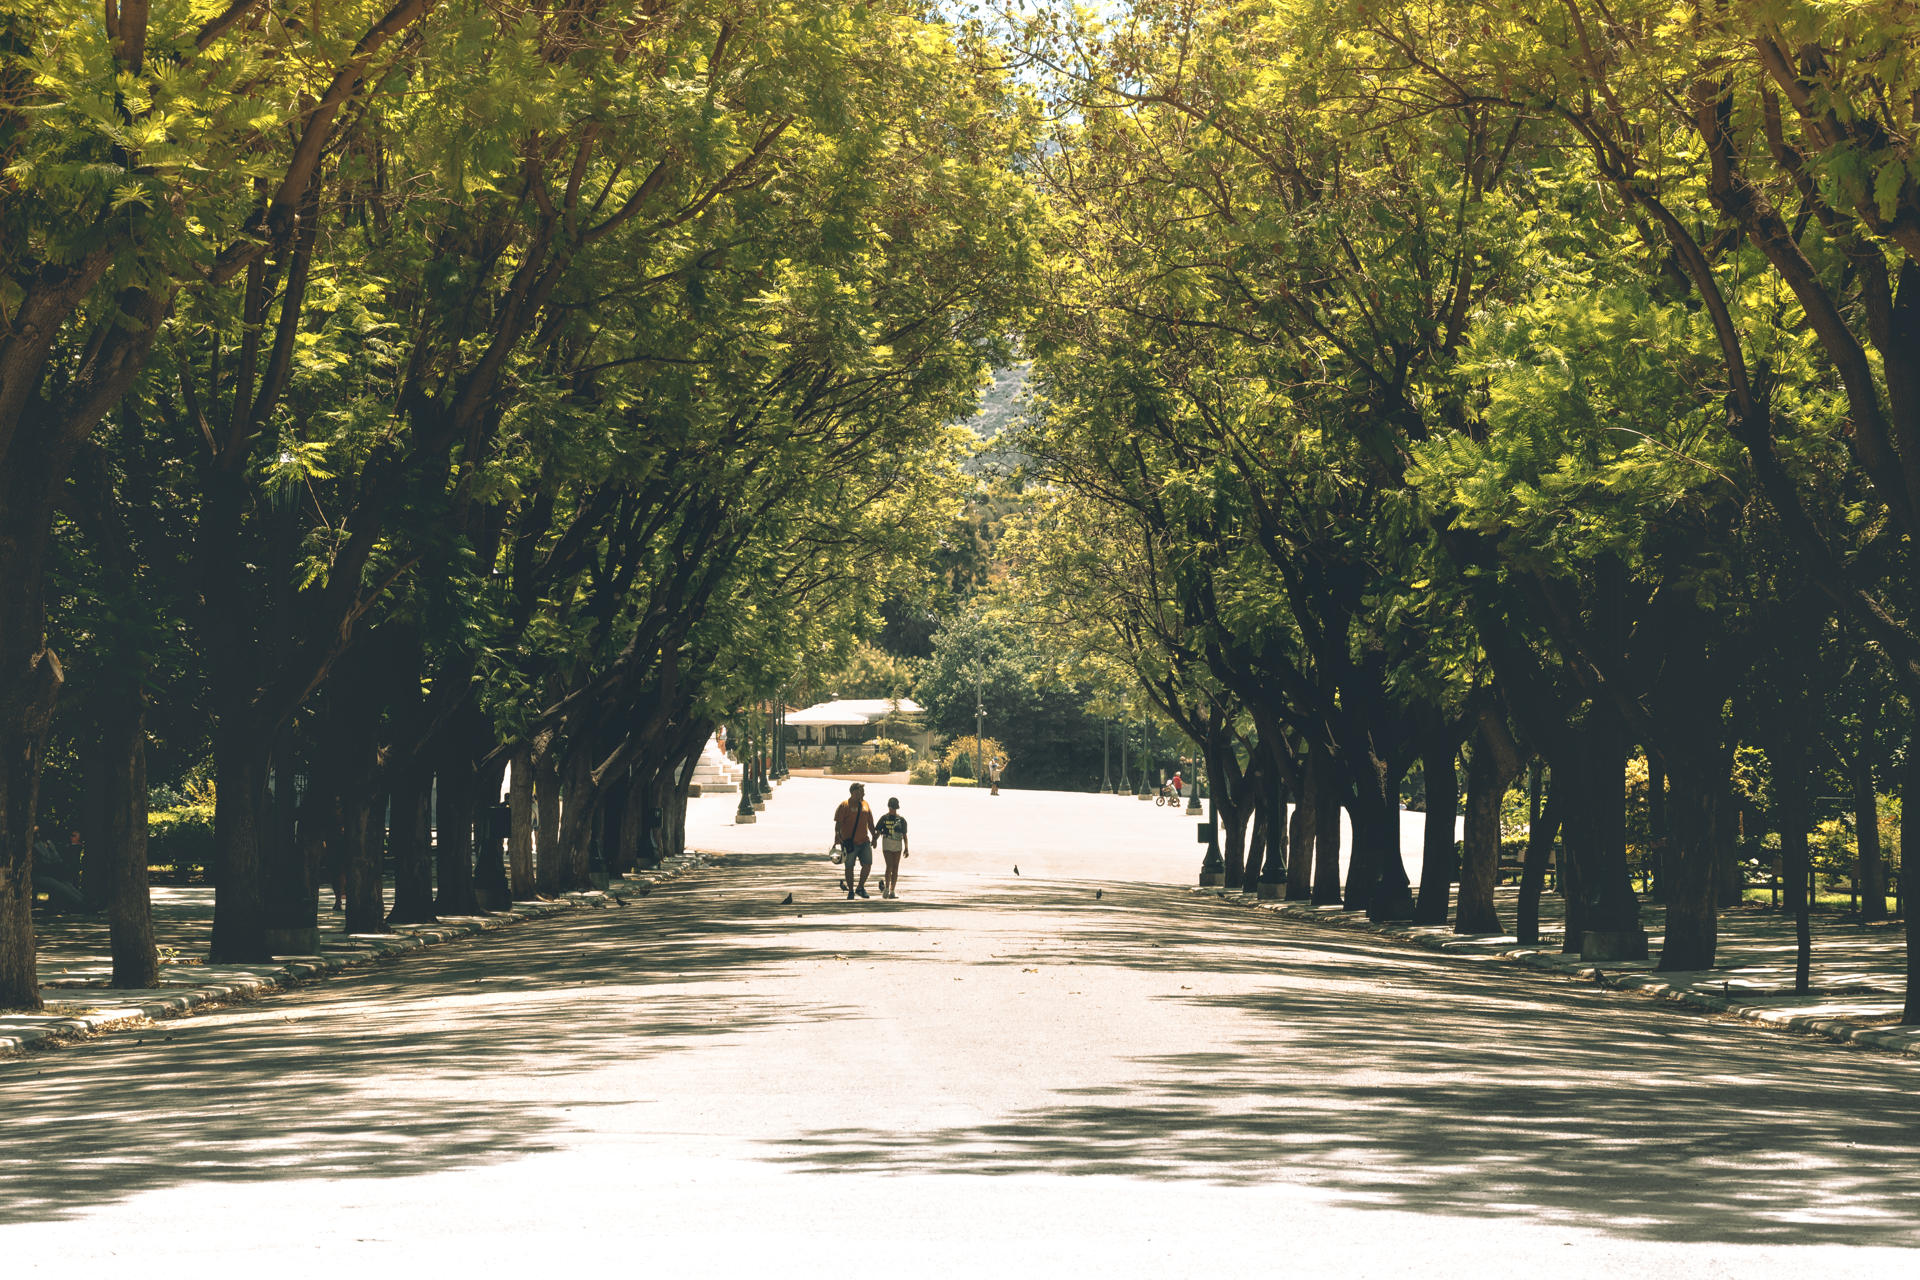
[780,893,793,905]
[1013,865,1020,876]
[1095,889,1103,900]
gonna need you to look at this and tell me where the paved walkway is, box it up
[3,860,699,1054]
[1213,885,1920,1057]
[3,815,1918,1274]
[708,779,1919,1055]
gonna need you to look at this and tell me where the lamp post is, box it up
[1187,753,1203,815]
[1136,712,1153,800]
[756,702,771,809]
[1102,718,1111,794]
[734,713,757,824]
[974,668,985,791]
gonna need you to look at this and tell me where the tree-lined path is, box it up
[5,791,1919,1275]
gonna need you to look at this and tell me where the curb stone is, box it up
[1192,886,1920,1060]
[0,853,714,1058]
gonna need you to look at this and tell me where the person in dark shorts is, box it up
[833,782,877,899]
[876,797,909,899]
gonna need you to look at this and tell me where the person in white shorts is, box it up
[876,797,910,899]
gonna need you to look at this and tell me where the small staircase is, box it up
[689,735,740,794]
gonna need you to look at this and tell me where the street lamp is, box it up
[1136,712,1153,800]
[974,668,985,791]
[1186,755,1203,815]
[1102,718,1112,794]
[734,713,757,825]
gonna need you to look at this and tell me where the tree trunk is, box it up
[1413,736,1459,925]
[386,768,435,924]
[0,434,68,1011]
[1286,752,1313,901]
[1517,775,1563,948]
[559,744,595,891]
[1260,758,1289,890]
[534,736,564,894]
[1310,746,1342,905]
[1660,768,1721,972]
[1901,725,1919,1023]
[88,687,157,987]
[1647,755,1668,902]
[1856,703,1887,922]
[473,751,511,912]
[1772,730,1813,994]
[209,719,272,962]
[1456,733,1507,935]
[433,744,479,916]
[1566,711,1646,958]
[508,746,536,899]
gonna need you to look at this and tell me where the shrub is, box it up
[909,759,938,785]
[149,802,216,879]
[840,751,895,774]
[942,735,1007,781]
[868,737,915,770]
[945,776,979,787]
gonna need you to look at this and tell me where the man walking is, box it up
[834,782,877,899]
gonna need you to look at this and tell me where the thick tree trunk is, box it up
[86,688,157,987]
[1901,728,1919,1023]
[508,746,536,899]
[341,787,389,935]
[288,756,336,946]
[433,744,479,916]
[1856,704,1887,922]
[559,745,595,891]
[1259,760,1289,892]
[1310,746,1342,905]
[209,721,273,962]
[1455,733,1508,935]
[473,751,511,912]
[1647,756,1668,902]
[1567,711,1646,958]
[1,494,66,1008]
[1413,737,1459,925]
[1660,770,1721,971]
[1517,775,1563,948]
[1772,731,1813,994]
[534,736,564,894]
[386,769,435,924]
[1286,762,1313,901]
[1239,806,1263,890]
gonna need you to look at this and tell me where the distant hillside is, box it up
[963,363,1029,474]
[968,363,1027,441]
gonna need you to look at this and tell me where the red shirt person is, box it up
[833,782,877,899]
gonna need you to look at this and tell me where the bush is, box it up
[909,759,938,785]
[942,735,1007,781]
[945,776,979,787]
[149,802,216,878]
[868,737,915,770]
[840,751,896,774]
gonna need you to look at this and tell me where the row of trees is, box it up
[999,0,1918,1019]
[0,1,1037,1010]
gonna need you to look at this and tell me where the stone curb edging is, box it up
[1,855,713,1058]
[1192,887,1920,1060]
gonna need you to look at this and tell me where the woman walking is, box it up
[876,797,910,899]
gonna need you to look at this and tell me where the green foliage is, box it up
[147,802,215,878]
[867,738,916,771]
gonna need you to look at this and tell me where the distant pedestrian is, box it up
[876,797,910,899]
[834,782,876,899]
[1169,770,1184,800]
[988,756,1004,796]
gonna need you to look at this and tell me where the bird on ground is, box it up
[1095,889,1103,900]
[780,893,793,905]
[1013,865,1020,876]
